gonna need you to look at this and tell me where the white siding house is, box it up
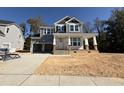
[30,16,98,53]
[0,20,25,53]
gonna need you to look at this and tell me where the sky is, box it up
[0,7,115,37]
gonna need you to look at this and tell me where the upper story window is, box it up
[62,26,64,31]
[40,28,54,35]
[57,25,65,32]
[70,25,74,31]
[42,28,45,35]
[69,24,80,32]
[6,28,9,33]
[51,29,54,34]
[47,29,51,34]
[75,25,79,31]
[57,26,61,32]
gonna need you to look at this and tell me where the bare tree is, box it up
[27,17,47,34]
[94,18,105,39]
[83,22,94,33]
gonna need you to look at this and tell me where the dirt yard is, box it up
[35,51,124,78]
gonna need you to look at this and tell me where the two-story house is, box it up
[30,16,98,54]
[0,19,25,53]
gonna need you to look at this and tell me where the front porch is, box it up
[53,33,98,54]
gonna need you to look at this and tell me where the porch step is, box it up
[54,50,69,55]
[54,50,98,55]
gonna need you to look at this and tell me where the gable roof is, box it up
[0,19,25,41]
[0,19,14,25]
[65,17,83,24]
[54,16,72,24]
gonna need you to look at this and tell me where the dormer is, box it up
[65,17,83,33]
[54,16,84,33]
[54,16,71,33]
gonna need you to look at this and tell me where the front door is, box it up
[58,38,64,49]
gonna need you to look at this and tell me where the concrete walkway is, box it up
[0,53,124,86]
[20,75,124,86]
[0,74,124,86]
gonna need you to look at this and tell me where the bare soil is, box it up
[35,51,124,78]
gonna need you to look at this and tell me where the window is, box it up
[51,29,53,34]
[40,28,44,34]
[61,26,64,32]
[75,25,79,31]
[47,29,51,34]
[57,26,61,32]
[70,25,74,31]
[44,29,47,34]
[71,38,81,46]
[6,28,9,33]
[77,38,81,46]
[69,24,80,32]
[42,28,54,35]
[2,43,10,49]
[57,25,64,32]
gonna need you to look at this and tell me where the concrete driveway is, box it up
[0,53,124,86]
[0,53,50,74]
[0,53,50,85]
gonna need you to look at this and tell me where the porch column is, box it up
[79,37,84,50]
[93,36,98,50]
[30,40,34,53]
[42,44,45,52]
[53,36,56,54]
[68,36,71,46]
[85,38,89,51]
[68,36,71,54]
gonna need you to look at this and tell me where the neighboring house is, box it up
[30,16,98,53]
[0,19,25,53]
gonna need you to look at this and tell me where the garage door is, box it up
[33,44,42,53]
[33,44,53,53]
[45,44,53,53]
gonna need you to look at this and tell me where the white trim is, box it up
[54,16,71,25]
[69,24,81,32]
[65,17,83,24]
